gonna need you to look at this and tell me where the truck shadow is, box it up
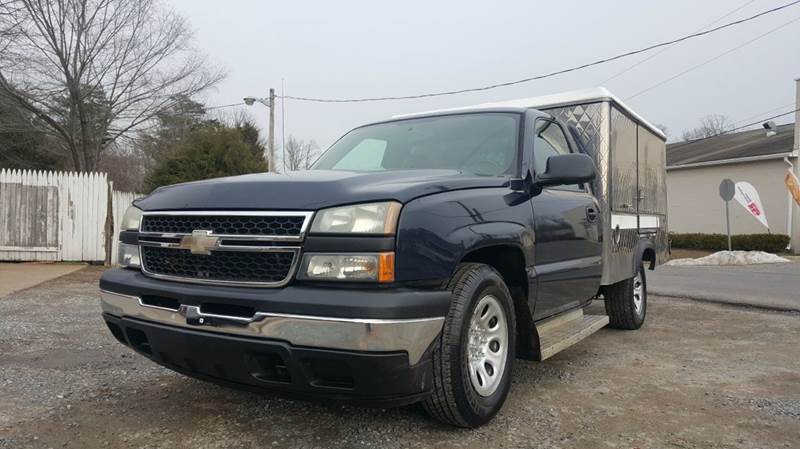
[143,355,574,429]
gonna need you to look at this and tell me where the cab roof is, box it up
[392,87,666,140]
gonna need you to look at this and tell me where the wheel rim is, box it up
[467,294,508,397]
[632,272,644,315]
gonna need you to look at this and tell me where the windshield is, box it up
[313,113,520,177]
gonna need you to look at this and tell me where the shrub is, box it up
[669,233,790,253]
[144,124,268,191]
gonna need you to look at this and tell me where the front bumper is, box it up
[103,314,434,405]
[99,269,448,404]
[100,289,443,365]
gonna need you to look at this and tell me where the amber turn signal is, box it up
[378,252,395,283]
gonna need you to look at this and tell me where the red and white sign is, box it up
[733,181,769,230]
[786,170,800,207]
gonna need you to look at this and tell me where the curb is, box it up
[650,289,800,313]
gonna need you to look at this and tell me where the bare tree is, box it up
[0,1,20,43]
[0,85,67,169]
[680,114,734,142]
[98,146,147,192]
[283,136,319,171]
[0,0,223,171]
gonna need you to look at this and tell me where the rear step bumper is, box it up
[103,313,434,406]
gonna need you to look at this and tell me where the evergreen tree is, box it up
[143,124,268,191]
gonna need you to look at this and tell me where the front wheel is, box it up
[604,264,647,330]
[423,263,516,428]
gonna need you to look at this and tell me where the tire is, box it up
[604,263,647,330]
[423,263,516,428]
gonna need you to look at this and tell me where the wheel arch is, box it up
[634,238,657,271]
[460,244,537,360]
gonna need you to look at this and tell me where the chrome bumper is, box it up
[100,290,444,365]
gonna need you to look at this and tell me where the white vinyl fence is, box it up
[0,169,140,264]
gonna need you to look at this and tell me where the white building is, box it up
[665,80,800,253]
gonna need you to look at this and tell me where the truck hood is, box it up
[134,169,510,211]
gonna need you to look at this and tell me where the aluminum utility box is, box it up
[516,88,668,284]
[435,88,669,285]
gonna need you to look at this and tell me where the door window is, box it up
[533,120,582,191]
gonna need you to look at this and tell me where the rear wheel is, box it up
[604,264,647,330]
[423,263,516,428]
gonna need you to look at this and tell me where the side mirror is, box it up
[534,153,596,188]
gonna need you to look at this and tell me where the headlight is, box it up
[310,202,401,234]
[298,252,395,283]
[121,206,143,231]
[118,243,141,268]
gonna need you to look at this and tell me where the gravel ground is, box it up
[1,267,798,449]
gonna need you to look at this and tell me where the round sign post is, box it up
[719,179,735,251]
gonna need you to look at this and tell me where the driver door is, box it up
[530,119,602,320]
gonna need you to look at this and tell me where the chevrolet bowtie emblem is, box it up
[179,230,220,255]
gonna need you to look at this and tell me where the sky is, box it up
[170,0,800,151]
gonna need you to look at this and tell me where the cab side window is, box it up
[533,120,582,191]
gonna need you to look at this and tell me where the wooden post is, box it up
[104,181,114,266]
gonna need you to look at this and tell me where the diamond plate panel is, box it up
[637,126,668,216]
[609,107,638,214]
[542,102,609,214]
[605,106,640,282]
[637,124,669,267]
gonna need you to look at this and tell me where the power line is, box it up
[728,108,799,132]
[600,0,758,85]
[281,0,800,103]
[626,15,800,100]
[670,108,799,149]
[731,102,796,126]
[724,108,798,133]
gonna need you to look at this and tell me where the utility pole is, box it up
[268,88,276,172]
[243,90,277,172]
[281,78,286,172]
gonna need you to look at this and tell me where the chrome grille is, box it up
[137,211,312,287]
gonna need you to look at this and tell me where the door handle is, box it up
[586,206,599,223]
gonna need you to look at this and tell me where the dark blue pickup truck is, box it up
[100,88,668,427]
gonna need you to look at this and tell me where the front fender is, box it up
[394,188,535,282]
[447,222,532,265]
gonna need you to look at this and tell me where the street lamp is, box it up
[243,96,269,107]
[243,88,276,172]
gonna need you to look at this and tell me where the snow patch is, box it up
[666,250,790,266]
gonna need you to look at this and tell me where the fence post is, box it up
[104,180,114,266]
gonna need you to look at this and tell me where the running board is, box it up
[536,309,609,360]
